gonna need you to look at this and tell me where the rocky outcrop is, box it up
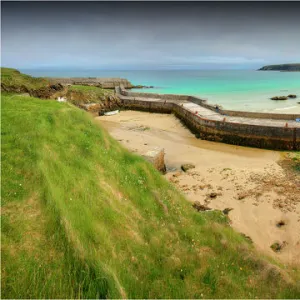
[192,201,211,212]
[270,241,288,252]
[271,95,297,100]
[271,96,288,100]
[1,82,64,99]
[67,90,121,112]
[181,164,195,172]
[48,77,134,89]
[30,84,64,99]
[258,64,300,71]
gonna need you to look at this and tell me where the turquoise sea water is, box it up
[24,69,300,113]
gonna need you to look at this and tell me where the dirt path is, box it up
[95,110,300,265]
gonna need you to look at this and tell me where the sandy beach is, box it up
[96,110,300,265]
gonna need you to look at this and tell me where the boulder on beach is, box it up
[143,148,166,173]
[270,241,288,252]
[270,96,288,100]
[181,163,195,172]
[192,201,211,212]
[288,94,297,98]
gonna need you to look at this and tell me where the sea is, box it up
[23,69,300,113]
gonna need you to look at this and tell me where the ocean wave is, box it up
[274,106,297,111]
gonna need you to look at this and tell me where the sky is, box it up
[1,1,300,70]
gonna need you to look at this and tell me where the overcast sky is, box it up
[1,1,300,70]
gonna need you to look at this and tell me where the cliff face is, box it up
[258,64,300,71]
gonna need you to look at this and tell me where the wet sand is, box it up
[95,110,300,265]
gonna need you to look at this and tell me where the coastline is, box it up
[96,110,300,265]
[23,69,300,113]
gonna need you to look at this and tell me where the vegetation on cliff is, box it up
[1,68,119,109]
[1,68,64,98]
[1,68,48,90]
[258,64,300,71]
[67,85,117,106]
[2,92,300,298]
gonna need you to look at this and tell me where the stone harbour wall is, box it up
[119,95,300,150]
[172,104,299,151]
[119,85,300,121]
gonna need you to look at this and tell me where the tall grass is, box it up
[67,85,113,105]
[2,93,300,298]
[1,68,49,90]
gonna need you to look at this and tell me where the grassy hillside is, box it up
[1,68,50,91]
[2,93,300,298]
[1,68,117,107]
[67,85,115,106]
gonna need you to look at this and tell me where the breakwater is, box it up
[114,86,300,150]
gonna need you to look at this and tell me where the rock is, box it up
[192,201,212,212]
[270,242,281,252]
[172,172,182,178]
[50,83,64,91]
[270,241,288,252]
[270,96,288,100]
[276,220,286,228]
[241,233,253,243]
[287,94,297,98]
[209,192,218,199]
[223,207,234,215]
[80,103,102,112]
[143,148,166,173]
[237,192,248,200]
[29,83,64,99]
[181,164,195,172]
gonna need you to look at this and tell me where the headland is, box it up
[258,63,300,72]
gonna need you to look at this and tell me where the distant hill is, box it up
[258,63,300,71]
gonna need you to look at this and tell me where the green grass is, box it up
[284,152,300,172]
[2,93,300,298]
[291,152,300,172]
[1,68,49,91]
[67,85,113,105]
[69,85,110,93]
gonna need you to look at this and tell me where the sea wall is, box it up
[216,109,300,121]
[120,87,190,101]
[119,96,300,150]
[121,97,174,113]
[172,104,299,151]
[119,85,300,121]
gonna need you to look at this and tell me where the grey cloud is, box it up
[1,1,300,69]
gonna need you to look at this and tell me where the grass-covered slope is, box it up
[1,68,50,91]
[1,68,64,99]
[66,85,117,106]
[1,68,118,108]
[2,94,300,299]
